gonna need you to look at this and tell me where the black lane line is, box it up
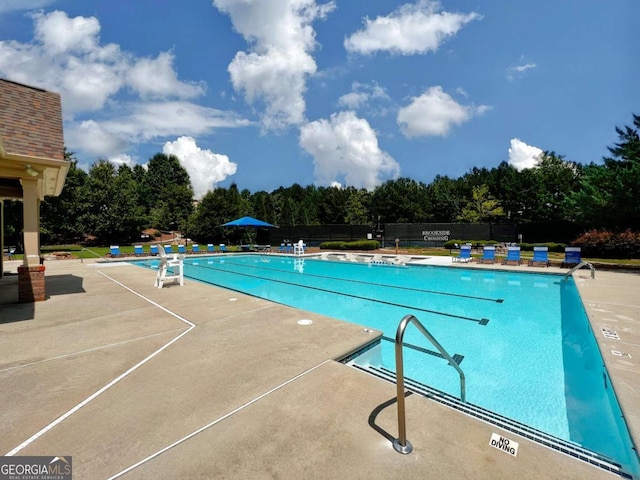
[381,336,465,365]
[189,258,504,304]
[187,261,490,325]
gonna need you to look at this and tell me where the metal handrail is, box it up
[563,261,595,281]
[79,247,103,263]
[393,314,466,454]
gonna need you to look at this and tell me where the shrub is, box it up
[573,229,640,258]
[444,240,463,249]
[319,240,380,251]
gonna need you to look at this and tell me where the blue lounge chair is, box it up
[192,244,200,254]
[150,245,159,256]
[178,244,186,254]
[502,246,522,266]
[164,244,174,254]
[528,246,549,267]
[109,245,121,257]
[279,243,286,253]
[207,243,215,253]
[478,245,496,264]
[134,245,144,256]
[219,244,227,253]
[563,246,581,267]
[452,245,471,263]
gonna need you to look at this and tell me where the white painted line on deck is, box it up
[0,328,186,373]
[107,359,332,479]
[5,272,196,456]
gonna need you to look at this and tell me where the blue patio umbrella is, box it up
[221,216,275,247]
[221,216,275,228]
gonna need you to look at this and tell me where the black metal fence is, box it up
[268,224,371,246]
[269,223,519,247]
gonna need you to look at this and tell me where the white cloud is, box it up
[299,111,400,189]
[213,0,335,130]
[65,102,250,159]
[65,120,128,157]
[337,81,390,109]
[108,154,134,167]
[506,60,537,80]
[397,86,489,137]
[0,11,204,114]
[34,9,101,55]
[163,136,237,199]
[508,138,543,171]
[0,11,252,163]
[127,52,205,99]
[344,0,480,55]
[107,101,251,141]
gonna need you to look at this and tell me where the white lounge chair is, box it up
[154,245,184,288]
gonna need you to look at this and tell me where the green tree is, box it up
[371,178,429,223]
[80,160,146,243]
[457,184,505,223]
[40,151,89,243]
[568,114,640,229]
[344,188,372,225]
[426,175,466,222]
[528,152,581,223]
[190,184,250,243]
[316,186,351,224]
[144,153,194,232]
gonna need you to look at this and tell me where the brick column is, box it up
[18,265,46,302]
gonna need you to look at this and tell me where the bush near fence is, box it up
[573,230,640,259]
[319,240,380,251]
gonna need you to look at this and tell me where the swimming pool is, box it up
[137,254,638,476]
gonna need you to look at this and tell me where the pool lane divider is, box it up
[197,258,504,304]
[188,262,490,326]
[5,271,196,457]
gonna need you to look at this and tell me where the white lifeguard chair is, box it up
[154,245,184,288]
[293,239,306,255]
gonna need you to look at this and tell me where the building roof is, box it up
[0,78,68,199]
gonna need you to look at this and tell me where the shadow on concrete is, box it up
[0,274,85,324]
[367,392,412,444]
[45,274,85,299]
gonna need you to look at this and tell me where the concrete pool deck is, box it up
[0,255,638,479]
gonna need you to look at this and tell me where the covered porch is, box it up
[0,78,69,302]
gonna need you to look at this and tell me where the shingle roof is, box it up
[0,78,64,161]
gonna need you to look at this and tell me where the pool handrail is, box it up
[393,314,466,455]
[80,247,103,263]
[563,261,595,281]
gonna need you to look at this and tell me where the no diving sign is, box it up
[490,433,519,457]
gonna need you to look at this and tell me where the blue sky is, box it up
[0,0,638,197]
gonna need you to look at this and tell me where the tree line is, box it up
[3,114,639,246]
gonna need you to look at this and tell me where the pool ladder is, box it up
[393,314,466,454]
[563,261,595,281]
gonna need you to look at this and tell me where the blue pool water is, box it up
[137,254,638,475]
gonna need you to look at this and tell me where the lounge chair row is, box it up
[278,240,307,255]
[453,245,583,267]
[109,243,229,257]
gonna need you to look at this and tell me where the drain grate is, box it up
[350,363,632,479]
